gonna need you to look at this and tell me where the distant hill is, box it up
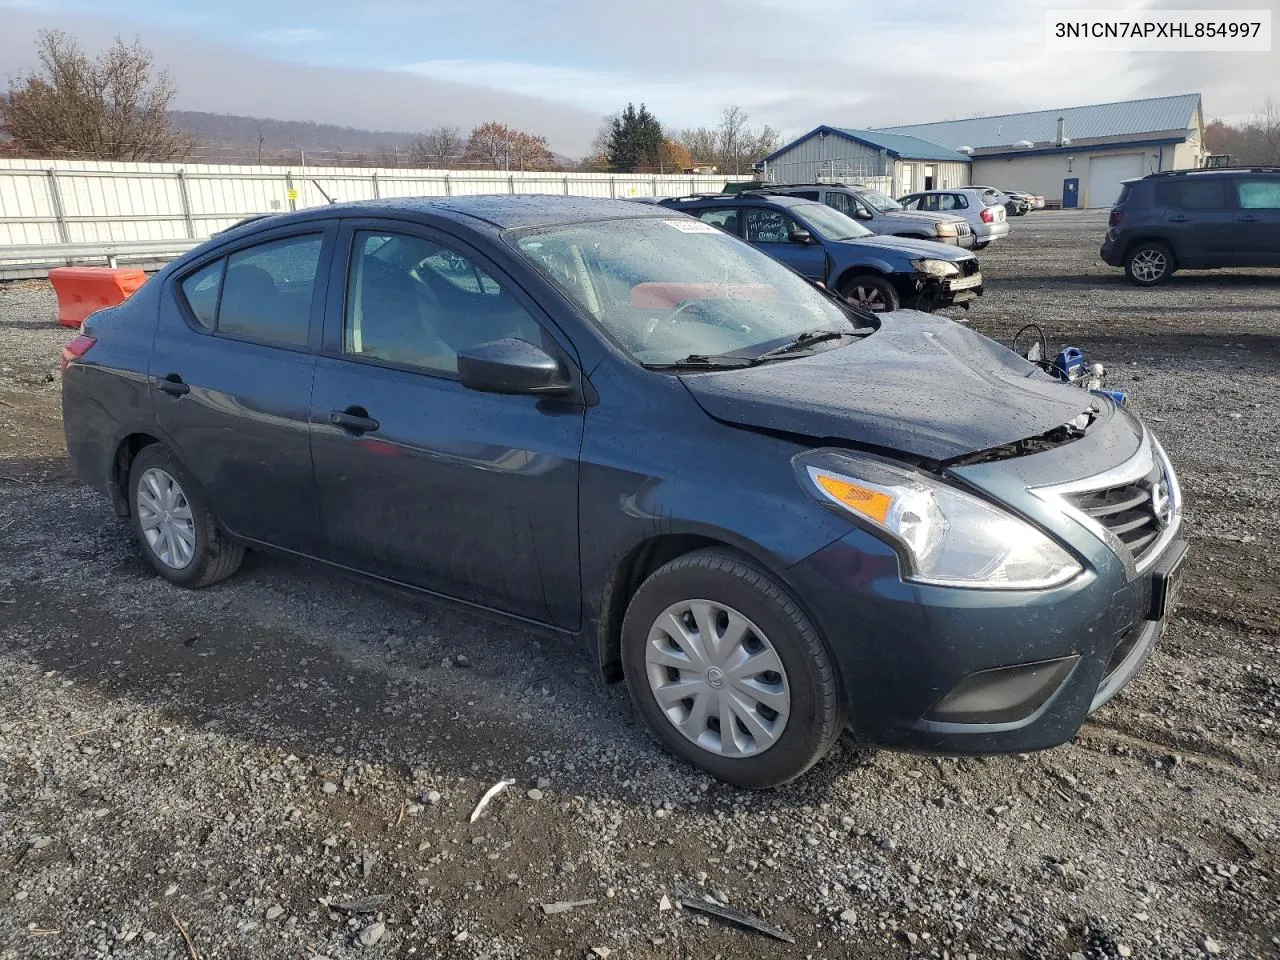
[170,111,424,165]
[170,110,577,168]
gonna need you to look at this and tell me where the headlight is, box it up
[934,223,958,237]
[795,451,1082,589]
[911,258,960,278]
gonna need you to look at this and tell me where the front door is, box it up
[742,208,827,280]
[1062,179,1080,208]
[309,221,585,626]
[1233,177,1280,265]
[152,226,335,555]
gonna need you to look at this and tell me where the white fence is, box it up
[0,159,750,278]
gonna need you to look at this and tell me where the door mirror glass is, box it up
[457,338,571,396]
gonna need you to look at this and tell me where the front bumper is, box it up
[784,417,1184,755]
[901,271,984,311]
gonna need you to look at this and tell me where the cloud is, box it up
[255,27,327,46]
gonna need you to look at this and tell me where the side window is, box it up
[345,230,544,377]
[789,190,820,200]
[952,194,970,209]
[898,195,920,210]
[696,209,742,235]
[1237,179,1280,209]
[825,192,854,216]
[219,235,323,347]
[1155,179,1227,209]
[918,195,939,212]
[744,208,798,243]
[180,260,223,330]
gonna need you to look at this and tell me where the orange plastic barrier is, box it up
[49,267,148,329]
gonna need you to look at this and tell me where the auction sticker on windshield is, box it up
[662,219,722,234]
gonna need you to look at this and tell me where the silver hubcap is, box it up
[645,599,790,758]
[1131,249,1167,281]
[848,286,888,310]
[136,468,196,570]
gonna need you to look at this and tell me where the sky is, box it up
[0,0,1276,156]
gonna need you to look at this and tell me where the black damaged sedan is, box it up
[62,196,1185,787]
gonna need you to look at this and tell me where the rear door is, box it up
[742,207,828,279]
[308,219,585,626]
[153,224,335,554]
[1233,177,1280,264]
[1152,177,1233,265]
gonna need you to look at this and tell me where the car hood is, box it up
[840,234,974,261]
[679,312,1093,462]
[878,209,967,226]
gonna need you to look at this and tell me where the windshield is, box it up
[791,203,873,240]
[857,190,904,213]
[512,217,860,366]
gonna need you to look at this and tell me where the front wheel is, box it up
[1124,241,1175,285]
[838,273,900,313]
[621,549,845,788]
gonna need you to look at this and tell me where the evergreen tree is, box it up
[606,103,664,172]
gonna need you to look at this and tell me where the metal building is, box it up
[877,93,1205,209]
[759,126,971,197]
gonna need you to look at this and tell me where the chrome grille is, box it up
[1066,460,1167,564]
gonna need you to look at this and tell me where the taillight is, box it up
[980,207,995,224]
[60,335,96,375]
[1109,210,1124,227]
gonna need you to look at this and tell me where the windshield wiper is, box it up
[643,353,761,370]
[752,329,859,362]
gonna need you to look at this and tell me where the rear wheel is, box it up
[128,445,244,588]
[973,240,990,250]
[1124,241,1175,285]
[838,273,900,313]
[622,549,845,788]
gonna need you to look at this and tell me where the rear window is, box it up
[1114,184,1132,206]
[1237,178,1280,209]
[177,233,323,347]
[180,260,223,330]
[1154,179,1227,210]
[217,235,323,348]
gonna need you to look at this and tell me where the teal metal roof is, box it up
[765,126,971,164]
[875,94,1201,151]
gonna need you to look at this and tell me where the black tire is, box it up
[1123,241,1175,286]
[621,548,845,788]
[128,445,244,588]
[973,240,990,250]
[838,273,900,313]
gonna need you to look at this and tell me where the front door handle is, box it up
[1168,215,1187,223]
[329,408,380,434]
[158,374,190,397]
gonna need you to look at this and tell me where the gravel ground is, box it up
[1,208,1278,960]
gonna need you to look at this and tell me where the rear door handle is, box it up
[158,374,190,397]
[329,408,379,434]
[1237,215,1258,222]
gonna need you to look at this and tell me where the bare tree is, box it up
[676,107,778,175]
[409,124,465,168]
[0,30,193,161]
[1204,99,1280,165]
[463,121,555,171]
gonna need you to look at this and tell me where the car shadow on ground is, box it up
[0,463,870,814]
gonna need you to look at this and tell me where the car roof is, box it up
[1138,166,1280,181]
[664,193,820,209]
[214,194,674,239]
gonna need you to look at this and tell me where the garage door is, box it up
[1085,154,1145,208]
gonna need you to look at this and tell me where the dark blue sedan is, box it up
[659,193,983,313]
[61,196,1185,787]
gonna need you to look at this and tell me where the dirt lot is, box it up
[1,208,1278,960]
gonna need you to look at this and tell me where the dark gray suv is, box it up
[1100,167,1280,285]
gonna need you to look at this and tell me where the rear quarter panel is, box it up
[62,277,163,500]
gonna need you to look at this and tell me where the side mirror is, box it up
[789,229,815,244]
[855,209,873,220]
[457,338,572,396]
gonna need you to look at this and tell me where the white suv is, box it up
[897,188,1011,249]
